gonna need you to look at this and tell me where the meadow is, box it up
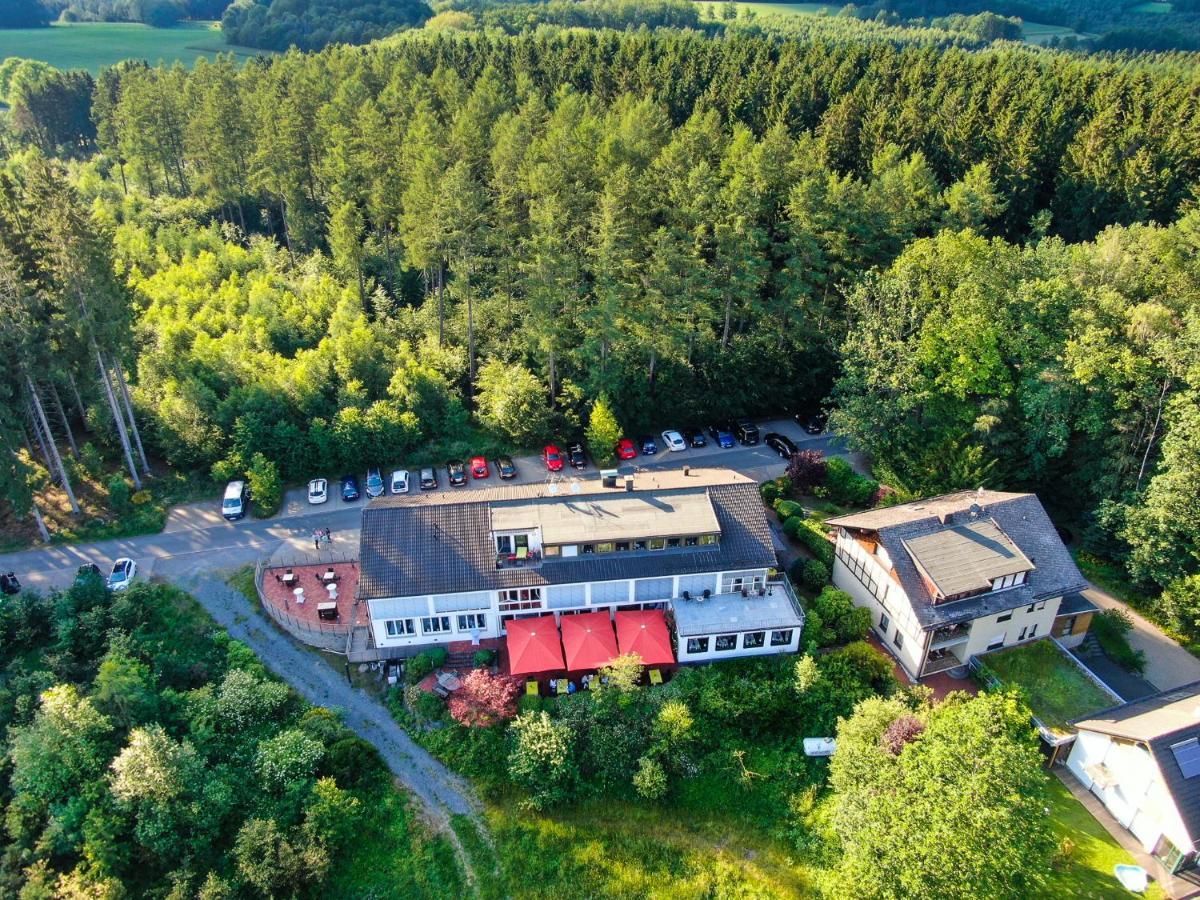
[0,21,265,72]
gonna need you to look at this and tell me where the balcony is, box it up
[930,623,971,649]
[922,648,965,675]
[495,548,544,570]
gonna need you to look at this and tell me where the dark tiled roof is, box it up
[1057,591,1099,617]
[832,492,1087,630]
[1075,682,1200,845]
[357,480,775,601]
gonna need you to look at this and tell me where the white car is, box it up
[661,429,687,452]
[107,558,137,591]
[390,469,410,494]
[307,478,328,504]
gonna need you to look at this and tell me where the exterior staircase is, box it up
[1075,633,1103,658]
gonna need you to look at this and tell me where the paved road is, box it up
[177,572,480,824]
[1084,586,1200,691]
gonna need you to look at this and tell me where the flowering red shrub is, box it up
[447,669,524,727]
[880,714,925,755]
[786,450,827,494]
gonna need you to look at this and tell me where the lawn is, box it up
[976,639,1116,736]
[1045,777,1167,899]
[1020,20,1095,44]
[692,1,838,18]
[0,21,266,73]
[1130,1,1173,12]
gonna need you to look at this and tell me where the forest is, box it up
[0,575,462,895]
[0,28,1198,627]
[220,0,432,50]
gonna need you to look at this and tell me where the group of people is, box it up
[548,673,606,694]
[311,527,333,550]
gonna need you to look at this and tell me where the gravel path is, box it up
[174,572,481,824]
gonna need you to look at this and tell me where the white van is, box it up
[222,480,247,520]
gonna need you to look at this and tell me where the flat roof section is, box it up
[490,489,720,545]
[672,589,804,637]
[902,519,1034,597]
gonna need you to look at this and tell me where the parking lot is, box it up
[275,416,845,519]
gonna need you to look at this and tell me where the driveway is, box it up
[1084,586,1200,692]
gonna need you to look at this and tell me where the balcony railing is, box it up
[922,651,965,675]
[495,549,544,570]
[930,624,971,649]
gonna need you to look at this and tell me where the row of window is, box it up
[542,534,719,557]
[991,571,1028,591]
[996,600,1047,624]
[385,613,488,638]
[836,542,887,603]
[685,630,793,654]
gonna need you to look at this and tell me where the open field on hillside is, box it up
[0,21,266,72]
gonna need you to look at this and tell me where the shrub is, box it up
[880,715,925,755]
[633,756,668,800]
[782,515,805,538]
[1091,608,1146,674]
[509,711,578,809]
[760,480,781,505]
[787,450,827,493]
[107,474,131,512]
[412,689,446,722]
[801,559,830,591]
[447,669,523,727]
[473,649,496,668]
[246,452,281,517]
[428,646,448,669]
[323,737,385,788]
[794,519,835,567]
[79,442,105,478]
[404,653,434,684]
[130,489,152,506]
[824,457,879,507]
[518,694,543,714]
[806,587,871,647]
[774,499,804,522]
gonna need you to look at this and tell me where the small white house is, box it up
[1067,682,1200,876]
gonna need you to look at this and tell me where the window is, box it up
[686,637,709,654]
[997,612,1012,623]
[893,629,904,650]
[595,542,615,554]
[616,541,631,552]
[421,616,451,634]
[1018,625,1028,641]
[770,629,793,647]
[1029,623,1037,638]
[458,614,487,631]
[385,619,415,637]
[743,631,765,649]
[649,538,666,551]
[715,634,737,651]
[880,612,890,632]
[684,536,698,547]
[698,534,718,545]
[634,540,648,551]
[499,588,543,612]
[582,544,595,554]
[496,535,512,554]
[835,541,885,601]
[543,545,560,557]
[1061,615,1077,634]
[987,633,1005,650]
[666,537,681,548]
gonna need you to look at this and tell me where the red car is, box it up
[470,456,490,479]
[543,444,564,472]
[616,438,638,460]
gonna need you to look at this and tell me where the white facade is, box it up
[676,622,801,662]
[1068,730,1195,859]
[832,530,1064,679]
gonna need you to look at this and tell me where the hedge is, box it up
[774,499,804,522]
[795,518,835,567]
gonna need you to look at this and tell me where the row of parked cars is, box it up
[303,453,523,505]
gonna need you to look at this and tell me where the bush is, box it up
[1091,608,1146,674]
[787,450,827,493]
[130,489,152,506]
[806,587,870,648]
[79,442,105,478]
[518,694,543,714]
[782,515,805,538]
[794,519,835,567]
[760,480,781,505]
[428,646,448,669]
[412,689,446,722]
[107,474,131,512]
[473,649,496,668]
[774,499,803,522]
[633,756,668,800]
[801,559,830,591]
[824,457,879,508]
[404,653,434,684]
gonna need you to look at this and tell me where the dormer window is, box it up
[991,572,1028,591]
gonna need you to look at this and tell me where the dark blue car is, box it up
[340,474,361,501]
[706,424,736,449]
[640,435,658,455]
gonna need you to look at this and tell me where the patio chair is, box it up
[557,679,568,696]
[526,680,539,697]
[649,669,663,686]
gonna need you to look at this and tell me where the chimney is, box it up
[624,474,634,492]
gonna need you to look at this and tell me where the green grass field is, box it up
[693,1,837,18]
[1130,1,1173,13]
[0,21,266,72]
[978,640,1116,736]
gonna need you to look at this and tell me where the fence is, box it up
[254,557,354,654]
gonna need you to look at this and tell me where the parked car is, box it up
[76,563,101,581]
[616,438,638,460]
[420,467,438,490]
[365,468,385,498]
[800,411,828,435]
[340,474,361,501]
[735,419,760,445]
[707,424,736,449]
[765,432,798,458]
[683,426,707,448]
[447,460,467,486]
[307,478,328,504]
[222,479,247,520]
[470,456,490,479]
[567,442,588,469]
[640,435,659,455]
[495,457,517,479]
[107,558,137,591]
[0,571,20,596]
[543,444,564,472]
[661,429,687,452]
[390,469,410,494]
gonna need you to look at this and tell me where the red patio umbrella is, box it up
[560,611,619,671]
[614,610,676,667]
[506,615,565,676]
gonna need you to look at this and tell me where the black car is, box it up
[735,419,760,446]
[640,435,659,455]
[803,411,828,435]
[567,442,588,470]
[495,457,517,479]
[420,467,439,490]
[764,432,798,458]
[0,571,20,596]
[682,427,707,448]
[340,474,361,502]
[76,563,102,581]
[447,460,467,486]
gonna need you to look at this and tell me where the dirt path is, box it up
[1083,586,1200,691]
